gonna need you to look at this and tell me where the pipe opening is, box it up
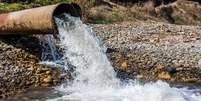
[53,3,81,18]
[52,3,81,34]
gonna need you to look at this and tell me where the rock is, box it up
[176,67,183,71]
[198,59,201,67]
[156,64,165,70]
[121,61,128,71]
[182,78,197,83]
[158,72,171,80]
[36,67,42,73]
[165,66,177,74]
[136,75,143,79]
[178,60,185,64]
[27,67,34,71]
[46,71,51,74]
[106,48,117,53]
[41,83,51,87]
[41,67,49,72]
[43,76,53,83]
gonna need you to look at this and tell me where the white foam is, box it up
[50,81,201,101]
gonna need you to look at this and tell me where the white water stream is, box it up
[43,14,201,101]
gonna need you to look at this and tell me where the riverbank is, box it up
[0,20,201,97]
[3,19,201,101]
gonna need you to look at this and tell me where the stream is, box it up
[5,13,201,101]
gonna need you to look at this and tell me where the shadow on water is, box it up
[3,87,64,101]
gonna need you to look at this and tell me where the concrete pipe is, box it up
[0,3,81,35]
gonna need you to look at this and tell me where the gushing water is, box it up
[54,14,119,87]
[45,14,201,101]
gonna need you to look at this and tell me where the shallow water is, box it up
[7,14,201,101]
[3,82,201,101]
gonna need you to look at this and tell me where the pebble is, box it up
[198,59,201,67]
[121,61,128,71]
[158,72,171,80]
[46,71,51,74]
[43,76,53,83]
[165,66,177,74]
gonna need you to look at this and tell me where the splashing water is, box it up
[45,14,201,101]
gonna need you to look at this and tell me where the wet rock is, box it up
[181,78,197,83]
[106,48,117,53]
[158,72,171,80]
[165,66,177,74]
[43,76,53,83]
[121,61,128,71]
[27,67,34,71]
[136,75,143,79]
[41,67,49,72]
[46,71,51,74]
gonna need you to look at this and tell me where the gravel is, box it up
[91,21,201,82]
[0,35,65,98]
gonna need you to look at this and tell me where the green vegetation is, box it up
[29,0,78,5]
[0,3,25,12]
[173,16,185,25]
[0,0,77,4]
[0,0,78,13]
[89,12,124,24]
